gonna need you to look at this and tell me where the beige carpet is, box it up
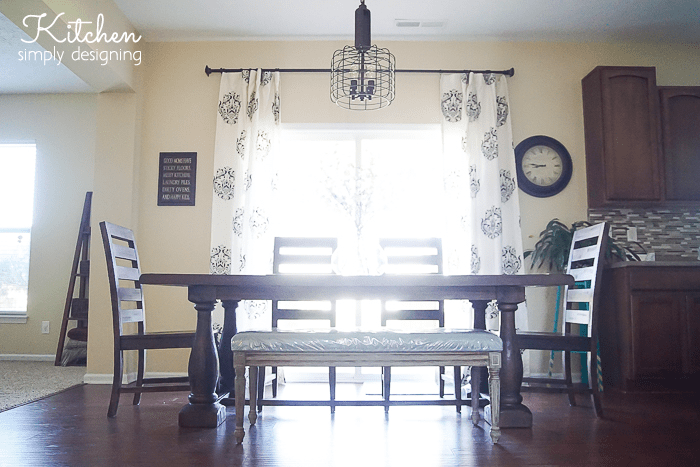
[0,360,86,412]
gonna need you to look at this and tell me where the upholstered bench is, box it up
[231,328,503,444]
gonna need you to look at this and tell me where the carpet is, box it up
[0,360,86,412]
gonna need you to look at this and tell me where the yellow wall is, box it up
[0,94,97,355]
[2,39,699,378]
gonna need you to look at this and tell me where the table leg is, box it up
[471,300,490,396]
[497,300,532,428]
[179,295,226,428]
[218,300,238,397]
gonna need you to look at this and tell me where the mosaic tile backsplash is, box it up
[589,207,700,261]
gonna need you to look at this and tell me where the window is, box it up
[0,144,36,322]
[275,125,444,240]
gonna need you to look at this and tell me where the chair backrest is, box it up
[563,222,609,336]
[272,237,337,327]
[379,238,444,326]
[100,221,146,338]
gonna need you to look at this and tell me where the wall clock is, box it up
[514,135,573,198]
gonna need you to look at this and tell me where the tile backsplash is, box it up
[589,207,700,261]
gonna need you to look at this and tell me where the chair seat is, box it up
[516,331,590,352]
[121,331,195,351]
[232,328,503,353]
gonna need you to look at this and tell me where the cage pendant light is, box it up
[331,1,395,110]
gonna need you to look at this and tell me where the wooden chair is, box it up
[100,221,194,417]
[517,222,609,417]
[257,237,338,412]
[378,238,462,411]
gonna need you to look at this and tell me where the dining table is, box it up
[139,273,574,429]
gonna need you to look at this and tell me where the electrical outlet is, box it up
[627,227,638,242]
[41,321,50,334]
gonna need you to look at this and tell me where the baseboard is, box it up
[83,371,189,385]
[0,354,55,361]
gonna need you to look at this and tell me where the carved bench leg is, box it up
[488,352,501,444]
[234,353,246,444]
[471,364,481,425]
[249,366,258,426]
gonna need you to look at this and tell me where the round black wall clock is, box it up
[514,135,573,198]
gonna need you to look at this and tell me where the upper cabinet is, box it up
[582,66,663,208]
[660,87,700,202]
[582,66,700,208]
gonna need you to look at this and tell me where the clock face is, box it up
[514,136,573,198]
[522,145,564,187]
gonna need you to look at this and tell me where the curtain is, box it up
[440,72,528,334]
[210,69,281,331]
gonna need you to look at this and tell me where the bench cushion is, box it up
[231,328,502,353]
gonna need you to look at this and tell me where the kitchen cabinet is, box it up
[599,262,700,392]
[582,66,662,208]
[659,86,700,201]
[582,67,700,207]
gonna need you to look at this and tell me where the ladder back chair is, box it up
[517,222,609,417]
[378,238,462,411]
[100,221,194,417]
[257,237,338,412]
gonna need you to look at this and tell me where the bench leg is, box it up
[488,352,501,444]
[471,367,480,425]
[382,366,391,413]
[234,355,246,444]
[249,366,258,426]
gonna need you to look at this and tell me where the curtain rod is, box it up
[204,66,515,77]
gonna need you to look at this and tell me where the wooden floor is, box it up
[1,382,699,466]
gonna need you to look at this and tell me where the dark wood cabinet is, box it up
[659,87,700,201]
[599,262,700,392]
[582,66,662,208]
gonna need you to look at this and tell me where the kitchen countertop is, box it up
[606,260,700,269]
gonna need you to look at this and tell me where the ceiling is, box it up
[1,0,699,94]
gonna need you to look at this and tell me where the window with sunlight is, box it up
[0,144,36,318]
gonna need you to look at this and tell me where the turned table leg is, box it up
[179,286,226,428]
[497,299,532,428]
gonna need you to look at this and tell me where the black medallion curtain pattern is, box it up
[210,69,281,331]
[440,72,528,334]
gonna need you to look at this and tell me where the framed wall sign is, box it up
[158,152,197,206]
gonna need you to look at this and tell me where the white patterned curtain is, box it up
[210,69,281,331]
[440,72,528,334]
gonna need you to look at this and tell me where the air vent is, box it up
[395,20,445,29]
[395,20,421,28]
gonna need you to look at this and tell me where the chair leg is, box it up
[257,366,265,412]
[439,365,446,398]
[107,350,123,417]
[383,366,391,413]
[329,367,336,414]
[133,348,145,406]
[454,366,462,413]
[564,350,577,407]
[590,348,604,418]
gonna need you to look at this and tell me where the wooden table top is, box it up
[140,273,574,302]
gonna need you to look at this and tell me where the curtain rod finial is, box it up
[205,65,212,76]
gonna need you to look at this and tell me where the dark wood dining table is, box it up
[139,273,574,429]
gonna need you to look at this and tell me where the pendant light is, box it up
[330,1,396,110]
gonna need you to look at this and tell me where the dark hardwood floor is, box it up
[1,381,699,466]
